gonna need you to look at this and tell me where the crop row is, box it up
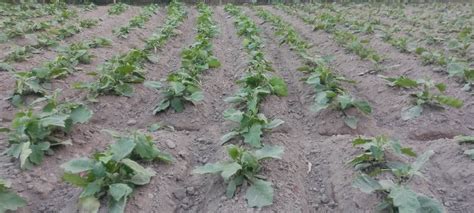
[1,1,187,212]
[252,6,457,212]
[191,4,288,208]
[291,3,473,91]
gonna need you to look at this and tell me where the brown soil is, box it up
[0,5,473,213]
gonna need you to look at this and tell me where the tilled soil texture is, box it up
[1,4,473,213]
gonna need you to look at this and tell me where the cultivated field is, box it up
[0,1,473,212]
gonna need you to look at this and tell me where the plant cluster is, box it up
[1,90,92,169]
[270,5,372,129]
[150,3,220,113]
[350,136,443,212]
[76,1,186,101]
[61,131,172,213]
[383,76,463,120]
[113,4,158,39]
[74,49,150,100]
[193,4,286,208]
[108,3,128,15]
[11,37,111,104]
[144,1,187,52]
[286,4,382,64]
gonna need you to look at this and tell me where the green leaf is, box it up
[80,180,102,198]
[344,115,358,129]
[352,174,382,193]
[254,145,284,160]
[78,196,100,213]
[417,195,444,213]
[226,177,238,198]
[208,57,221,68]
[221,131,239,144]
[19,142,32,169]
[221,162,242,181]
[353,101,372,114]
[121,159,155,185]
[246,179,274,208]
[153,100,170,114]
[115,83,134,97]
[41,114,68,127]
[223,109,243,122]
[264,119,284,129]
[435,95,463,108]
[0,190,27,212]
[111,138,136,161]
[454,135,474,144]
[243,124,263,147]
[269,76,288,97]
[401,105,423,120]
[412,150,434,172]
[170,98,184,112]
[186,91,204,103]
[144,81,162,89]
[70,105,93,124]
[62,172,88,187]
[109,183,133,201]
[389,186,421,212]
[109,197,127,213]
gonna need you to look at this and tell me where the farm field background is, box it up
[0,1,473,212]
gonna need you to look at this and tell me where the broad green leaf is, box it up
[246,179,274,208]
[0,191,27,212]
[223,109,243,122]
[122,159,155,185]
[352,174,382,193]
[243,124,263,147]
[19,142,32,169]
[170,97,184,112]
[115,83,134,97]
[221,162,242,181]
[337,95,352,110]
[389,186,421,212]
[61,158,95,173]
[144,81,162,89]
[70,105,93,124]
[417,195,444,213]
[62,173,88,187]
[254,145,284,160]
[109,197,127,213]
[40,114,68,127]
[353,101,372,114]
[111,138,136,161]
[80,181,102,198]
[401,105,423,120]
[221,131,239,144]
[109,183,132,201]
[344,115,358,129]
[187,91,204,103]
[412,150,434,172]
[78,196,100,213]
[154,100,170,114]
